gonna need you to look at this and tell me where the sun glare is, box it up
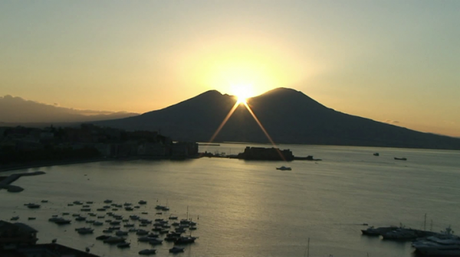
[232,84,255,104]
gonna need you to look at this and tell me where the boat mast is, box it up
[424,213,427,231]
[303,237,310,257]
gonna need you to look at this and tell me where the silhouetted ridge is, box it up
[96,88,460,149]
[143,90,226,115]
[249,87,329,111]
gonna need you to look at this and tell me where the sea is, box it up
[1,143,459,257]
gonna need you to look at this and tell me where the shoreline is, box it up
[0,158,112,173]
[0,155,201,173]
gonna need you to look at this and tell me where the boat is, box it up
[382,228,418,241]
[25,203,40,209]
[169,246,185,253]
[155,205,169,211]
[75,216,86,221]
[139,249,157,255]
[93,221,103,226]
[276,166,292,170]
[115,230,128,236]
[130,215,140,220]
[165,235,180,242]
[373,152,379,156]
[394,157,407,161]
[103,236,125,244]
[76,227,94,235]
[174,236,197,244]
[147,238,163,245]
[412,227,460,256]
[136,229,149,236]
[96,235,111,240]
[117,242,130,248]
[54,218,71,225]
[361,226,397,236]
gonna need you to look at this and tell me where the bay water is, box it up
[1,144,459,257]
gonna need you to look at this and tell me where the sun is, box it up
[232,84,255,104]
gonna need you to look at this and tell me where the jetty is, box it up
[0,171,46,192]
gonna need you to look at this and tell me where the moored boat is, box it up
[139,249,157,255]
[361,226,397,236]
[174,235,198,244]
[169,246,184,253]
[117,242,130,248]
[276,166,292,170]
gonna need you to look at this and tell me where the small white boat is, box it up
[276,166,292,170]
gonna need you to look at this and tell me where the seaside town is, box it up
[0,124,319,169]
[0,124,199,168]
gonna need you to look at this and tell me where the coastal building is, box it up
[0,221,37,249]
[172,142,199,158]
[138,142,169,157]
[237,146,294,161]
[0,220,98,257]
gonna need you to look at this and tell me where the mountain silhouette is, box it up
[96,88,460,150]
[0,95,138,123]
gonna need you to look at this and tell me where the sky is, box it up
[1,1,459,137]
